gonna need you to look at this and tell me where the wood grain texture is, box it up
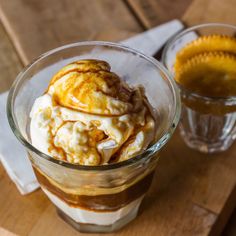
[0,0,141,65]
[183,0,236,26]
[0,165,50,236]
[0,21,22,93]
[1,132,236,236]
[126,0,193,28]
[0,0,236,235]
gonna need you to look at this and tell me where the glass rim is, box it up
[7,40,181,171]
[162,22,236,102]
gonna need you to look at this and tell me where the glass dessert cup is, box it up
[7,41,180,233]
[162,23,236,154]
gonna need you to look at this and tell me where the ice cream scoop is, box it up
[48,60,133,115]
[30,60,157,165]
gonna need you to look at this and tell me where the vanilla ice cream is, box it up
[30,59,157,165]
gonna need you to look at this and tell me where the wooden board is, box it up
[23,135,236,235]
[0,0,236,235]
[0,165,50,236]
[0,21,22,93]
[126,0,193,28]
[126,0,236,28]
[183,0,236,26]
[1,132,236,236]
[0,0,141,65]
[0,16,47,236]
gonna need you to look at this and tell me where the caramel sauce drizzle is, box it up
[42,59,156,165]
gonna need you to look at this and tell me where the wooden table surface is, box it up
[1,0,236,235]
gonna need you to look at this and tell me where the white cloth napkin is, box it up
[0,92,40,194]
[0,19,183,195]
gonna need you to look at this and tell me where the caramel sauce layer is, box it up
[33,167,154,212]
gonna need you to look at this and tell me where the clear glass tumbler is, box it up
[7,41,180,233]
[162,23,236,153]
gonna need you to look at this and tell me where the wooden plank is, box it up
[2,131,236,236]
[16,132,236,236]
[0,14,29,236]
[0,164,50,235]
[0,0,236,235]
[0,1,141,235]
[126,0,236,28]
[183,0,236,26]
[90,28,137,42]
[0,0,141,65]
[0,19,35,235]
[180,3,236,231]
[124,0,236,235]
[28,205,79,236]
[0,21,22,93]
[126,0,193,28]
